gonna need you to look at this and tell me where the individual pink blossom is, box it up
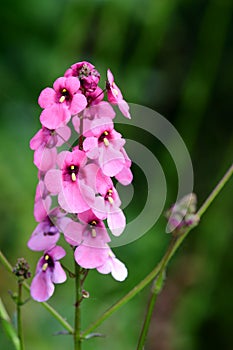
[30,246,66,302]
[39,77,87,129]
[83,117,126,176]
[97,248,128,281]
[65,61,100,93]
[28,208,70,251]
[64,209,110,269]
[106,69,131,119]
[93,170,126,236]
[44,148,95,213]
[30,126,71,171]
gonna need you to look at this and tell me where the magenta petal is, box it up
[52,262,67,284]
[70,93,87,115]
[53,77,66,92]
[58,182,93,213]
[40,104,71,129]
[30,271,54,302]
[64,76,80,94]
[44,169,62,194]
[107,207,126,236]
[38,88,56,109]
[74,245,109,269]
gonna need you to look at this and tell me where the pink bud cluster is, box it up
[28,61,133,302]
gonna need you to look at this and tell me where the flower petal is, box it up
[30,271,54,302]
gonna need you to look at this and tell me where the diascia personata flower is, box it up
[29,61,133,301]
[30,246,66,302]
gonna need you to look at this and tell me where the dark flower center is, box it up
[42,254,54,272]
[63,164,79,182]
[98,130,110,146]
[105,189,114,204]
[59,88,71,103]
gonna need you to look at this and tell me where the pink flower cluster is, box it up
[28,61,133,302]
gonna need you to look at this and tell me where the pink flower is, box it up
[83,117,126,176]
[93,170,126,236]
[30,246,66,302]
[39,77,87,129]
[28,208,69,251]
[64,209,110,269]
[97,249,128,281]
[106,69,131,119]
[44,148,95,213]
[30,126,71,171]
[65,61,100,93]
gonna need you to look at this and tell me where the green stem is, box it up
[0,297,20,350]
[0,251,74,334]
[74,264,82,350]
[17,282,24,350]
[83,163,233,338]
[136,238,176,350]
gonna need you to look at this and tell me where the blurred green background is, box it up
[0,0,232,349]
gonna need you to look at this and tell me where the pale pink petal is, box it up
[72,115,80,134]
[44,169,62,194]
[96,169,113,195]
[58,182,93,213]
[34,195,51,222]
[30,271,54,302]
[69,93,87,115]
[27,227,59,251]
[40,104,71,129]
[118,100,131,119]
[110,258,128,281]
[34,147,57,172]
[74,245,109,269]
[83,137,99,158]
[107,207,126,236]
[56,126,71,147]
[92,197,107,220]
[30,129,44,150]
[99,146,125,177]
[64,221,83,245]
[107,69,114,85]
[52,262,67,284]
[115,166,133,185]
[96,259,112,274]
[49,246,66,260]
[38,88,56,109]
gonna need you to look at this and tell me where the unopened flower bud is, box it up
[12,258,31,281]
